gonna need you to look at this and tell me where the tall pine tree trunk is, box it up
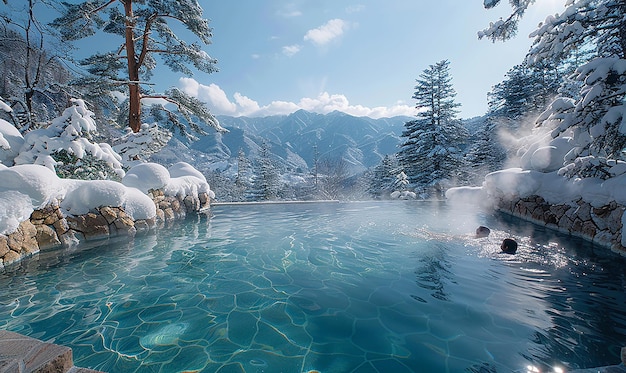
[124,0,141,132]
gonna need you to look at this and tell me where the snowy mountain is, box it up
[163,110,413,176]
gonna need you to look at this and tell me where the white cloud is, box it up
[178,78,416,119]
[178,77,237,115]
[304,19,349,47]
[282,44,302,57]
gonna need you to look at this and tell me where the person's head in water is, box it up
[501,238,518,254]
[475,226,490,238]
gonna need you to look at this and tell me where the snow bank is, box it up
[0,165,65,209]
[0,160,215,235]
[164,162,214,199]
[0,118,24,166]
[448,165,626,218]
[0,191,35,235]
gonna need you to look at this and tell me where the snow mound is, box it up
[165,175,211,198]
[122,163,171,193]
[61,180,128,215]
[0,119,25,166]
[0,191,35,235]
[168,162,207,182]
[445,186,488,207]
[123,187,157,220]
[0,164,64,208]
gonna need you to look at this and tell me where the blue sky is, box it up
[57,0,562,120]
[173,0,565,119]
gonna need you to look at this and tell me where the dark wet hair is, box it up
[475,226,491,238]
[501,238,518,254]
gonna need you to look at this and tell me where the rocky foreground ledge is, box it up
[0,188,210,268]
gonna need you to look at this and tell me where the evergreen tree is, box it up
[234,148,251,201]
[50,0,225,136]
[250,141,279,201]
[398,60,468,197]
[465,118,507,183]
[368,154,400,199]
[487,62,560,121]
[481,0,626,176]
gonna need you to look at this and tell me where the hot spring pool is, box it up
[1,201,625,372]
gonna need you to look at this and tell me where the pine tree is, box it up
[50,0,225,136]
[368,154,400,198]
[398,60,468,197]
[234,148,251,201]
[250,141,279,201]
[487,62,560,121]
[465,118,507,183]
[481,0,626,176]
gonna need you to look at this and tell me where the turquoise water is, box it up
[1,201,625,372]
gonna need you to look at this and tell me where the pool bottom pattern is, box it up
[1,202,625,372]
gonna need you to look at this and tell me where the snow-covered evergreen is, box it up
[249,141,280,201]
[398,60,468,197]
[12,99,124,179]
[368,154,400,198]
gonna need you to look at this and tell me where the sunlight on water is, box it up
[0,201,624,373]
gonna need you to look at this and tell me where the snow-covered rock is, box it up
[168,162,207,182]
[122,162,171,193]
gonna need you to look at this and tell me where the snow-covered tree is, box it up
[465,118,507,183]
[482,0,626,178]
[368,154,400,199]
[50,0,224,135]
[13,98,124,180]
[233,148,251,201]
[249,141,279,201]
[390,171,416,199]
[488,62,561,120]
[398,60,468,197]
[112,122,172,167]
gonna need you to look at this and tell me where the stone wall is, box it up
[0,189,211,267]
[497,195,626,255]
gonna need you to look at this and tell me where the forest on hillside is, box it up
[0,0,625,202]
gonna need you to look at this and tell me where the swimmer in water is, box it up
[500,238,518,254]
[475,226,491,238]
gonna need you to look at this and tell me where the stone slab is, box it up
[0,330,103,373]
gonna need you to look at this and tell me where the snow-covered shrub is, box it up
[52,149,121,181]
[390,171,416,199]
[558,156,626,180]
[113,122,172,167]
[13,98,124,179]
